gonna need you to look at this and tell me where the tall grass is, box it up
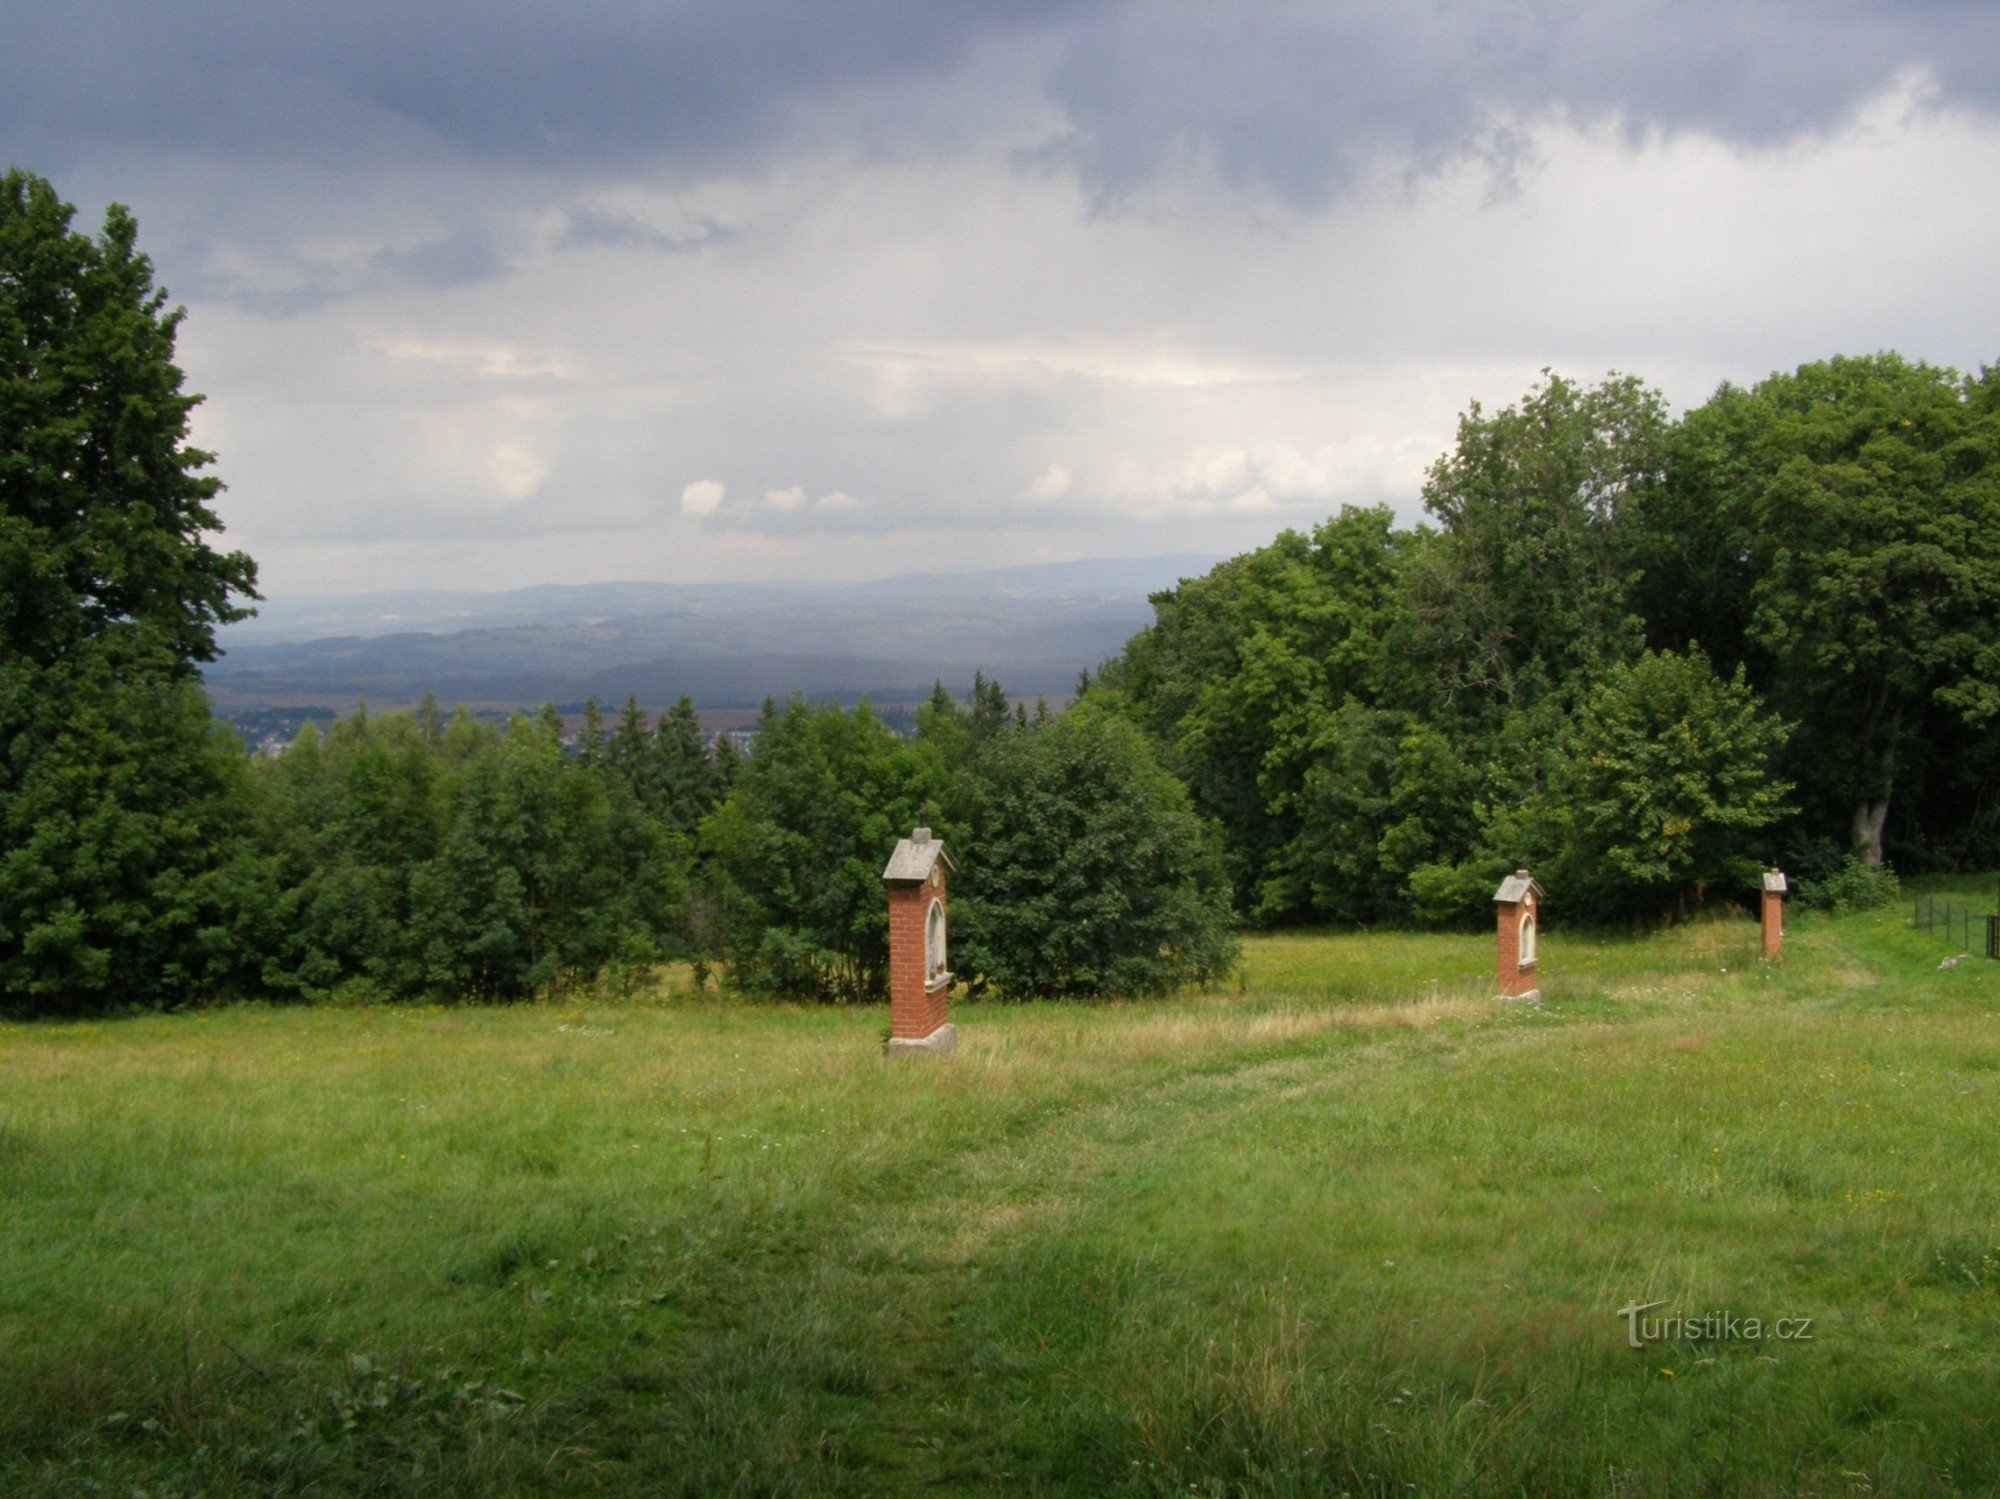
[3,905,1999,1494]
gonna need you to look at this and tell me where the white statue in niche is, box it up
[925,898,947,985]
[1518,908,1537,966]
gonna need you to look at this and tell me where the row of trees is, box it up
[704,684,1234,1004]
[7,166,1990,1012]
[1097,359,2000,924]
[0,168,1235,1015]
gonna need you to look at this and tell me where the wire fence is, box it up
[1912,894,2000,959]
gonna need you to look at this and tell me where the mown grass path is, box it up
[6,889,2000,1495]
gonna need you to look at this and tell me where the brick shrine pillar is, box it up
[883,826,956,1055]
[1494,869,1543,1000]
[1761,869,1787,958]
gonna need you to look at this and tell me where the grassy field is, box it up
[5,881,2000,1495]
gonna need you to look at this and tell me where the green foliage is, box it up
[1114,506,1409,912]
[1525,650,1793,921]
[1102,356,2000,929]
[243,704,690,1003]
[1636,354,2000,865]
[954,706,1237,998]
[1794,855,1902,915]
[1407,369,1664,715]
[0,651,256,1012]
[0,171,259,1013]
[699,697,945,1002]
[0,170,256,674]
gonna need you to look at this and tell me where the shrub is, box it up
[1795,856,1901,915]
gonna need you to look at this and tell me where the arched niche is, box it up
[925,898,948,986]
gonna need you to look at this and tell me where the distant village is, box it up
[218,703,886,759]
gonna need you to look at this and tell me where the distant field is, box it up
[5,883,2000,1495]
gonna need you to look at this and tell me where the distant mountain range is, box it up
[204,555,1218,716]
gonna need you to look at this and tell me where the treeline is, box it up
[4,673,1242,1014]
[9,171,1998,1015]
[1093,358,2000,927]
[218,697,723,1003]
[0,169,1238,1016]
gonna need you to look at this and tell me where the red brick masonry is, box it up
[1761,870,1786,958]
[1494,873,1540,999]
[887,868,949,1042]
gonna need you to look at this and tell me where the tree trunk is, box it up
[1852,797,1890,867]
[1850,704,1902,868]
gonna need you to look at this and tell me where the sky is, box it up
[9,1,2000,596]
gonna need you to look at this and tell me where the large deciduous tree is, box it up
[1,171,256,672]
[1638,355,2000,865]
[0,170,259,1012]
[1408,370,1666,715]
[1108,505,1408,913]
[1526,650,1793,920]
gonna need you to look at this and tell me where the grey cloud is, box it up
[1044,1,2000,207]
[558,207,733,255]
[1,1,1095,176]
[10,3,1995,211]
[371,225,508,289]
[172,224,510,317]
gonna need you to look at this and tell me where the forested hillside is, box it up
[1097,362,2000,927]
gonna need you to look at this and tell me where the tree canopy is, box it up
[0,170,260,1011]
[0,169,256,674]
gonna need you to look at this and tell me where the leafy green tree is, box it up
[953,706,1237,999]
[0,660,254,1010]
[410,711,682,999]
[699,698,944,1002]
[1525,650,1792,920]
[1407,370,1664,716]
[915,678,971,772]
[409,735,536,999]
[578,697,606,766]
[0,170,256,673]
[607,695,652,792]
[1635,355,2000,865]
[1110,505,1407,914]
[0,170,259,1011]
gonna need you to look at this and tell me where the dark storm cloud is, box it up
[9,3,1996,204]
[0,1,1095,173]
[1043,1,2000,207]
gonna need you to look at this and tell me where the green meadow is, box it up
[5,882,2000,1496]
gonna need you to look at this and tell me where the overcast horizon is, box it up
[11,2,2000,597]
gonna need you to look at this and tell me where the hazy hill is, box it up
[205,554,1214,714]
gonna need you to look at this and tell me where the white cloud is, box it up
[679,479,726,517]
[132,58,2000,592]
[1025,463,1073,503]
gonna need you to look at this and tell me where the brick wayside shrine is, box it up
[1494,869,1544,1000]
[1762,869,1788,958]
[882,826,957,1056]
